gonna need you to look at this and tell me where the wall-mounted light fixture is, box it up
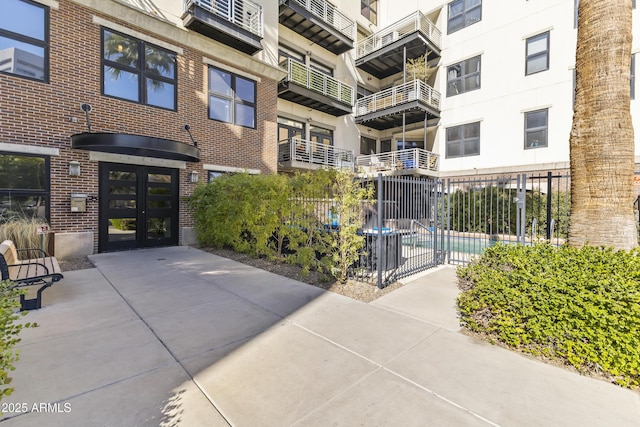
[190,170,199,183]
[69,161,81,177]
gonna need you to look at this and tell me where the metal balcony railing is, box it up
[355,79,440,117]
[356,148,439,174]
[281,58,354,106]
[278,137,354,170]
[285,0,355,40]
[356,11,441,59]
[185,0,263,37]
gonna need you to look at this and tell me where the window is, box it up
[447,55,481,96]
[448,0,481,34]
[526,32,550,75]
[357,85,374,100]
[310,60,333,77]
[0,153,49,221]
[446,122,480,158]
[278,117,304,142]
[361,0,377,25]
[525,109,548,149]
[102,29,177,110]
[0,0,49,81]
[208,66,256,128]
[380,139,392,153]
[278,45,304,65]
[310,125,333,146]
[360,137,376,155]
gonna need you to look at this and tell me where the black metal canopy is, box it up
[70,132,200,162]
[182,1,263,55]
[279,0,353,55]
[355,102,440,131]
[356,32,440,80]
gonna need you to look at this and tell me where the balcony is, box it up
[183,0,263,55]
[355,80,440,130]
[278,58,354,116]
[356,11,441,79]
[278,137,355,171]
[279,0,354,55]
[356,148,439,177]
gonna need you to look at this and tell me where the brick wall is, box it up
[0,0,278,253]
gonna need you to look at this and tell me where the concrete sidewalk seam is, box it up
[94,266,232,426]
[290,367,384,426]
[291,322,500,427]
[370,302,462,332]
[380,365,504,427]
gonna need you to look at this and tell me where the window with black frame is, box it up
[526,32,550,76]
[0,153,49,221]
[524,109,548,149]
[446,122,480,158]
[0,0,49,82]
[448,0,481,34]
[209,66,256,128]
[447,55,481,96]
[102,28,177,110]
[361,0,377,25]
[360,136,376,155]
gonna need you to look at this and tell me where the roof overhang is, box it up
[356,32,440,79]
[355,101,440,130]
[70,132,200,162]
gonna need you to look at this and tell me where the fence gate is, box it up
[354,174,445,288]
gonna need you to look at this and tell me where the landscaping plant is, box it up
[457,243,640,388]
[0,215,50,252]
[189,170,373,281]
[0,280,36,401]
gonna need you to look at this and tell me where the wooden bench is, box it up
[0,240,63,310]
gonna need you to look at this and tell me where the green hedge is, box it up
[188,170,373,281]
[457,243,640,388]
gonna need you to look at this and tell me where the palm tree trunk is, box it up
[569,0,637,250]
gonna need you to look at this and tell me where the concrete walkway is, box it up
[1,246,638,426]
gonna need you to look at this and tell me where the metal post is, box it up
[515,174,527,244]
[402,45,406,149]
[546,171,553,240]
[377,173,383,289]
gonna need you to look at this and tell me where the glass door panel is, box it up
[100,163,178,252]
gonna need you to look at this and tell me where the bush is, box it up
[0,280,36,401]
[0,216,50,251]
[188,170,373,280]
[457,243,640,388]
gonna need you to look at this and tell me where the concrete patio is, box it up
[1,246,638,426]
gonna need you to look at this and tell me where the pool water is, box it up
[409,236,494,255]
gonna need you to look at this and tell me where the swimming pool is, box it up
[409,236,495,255]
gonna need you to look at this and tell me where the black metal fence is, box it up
[446,172,571,265]
[351,175,445,287]
[349,172,574,286]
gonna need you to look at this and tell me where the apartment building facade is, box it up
[0,0,284,257]
[366,0,640,177]
[2,0,638,258]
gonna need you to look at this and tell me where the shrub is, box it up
[457,243,640,388]
[188,170,373,280]
[0,216,50,251]
[0,280,36,401]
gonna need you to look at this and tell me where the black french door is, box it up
[99,163,179,252]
